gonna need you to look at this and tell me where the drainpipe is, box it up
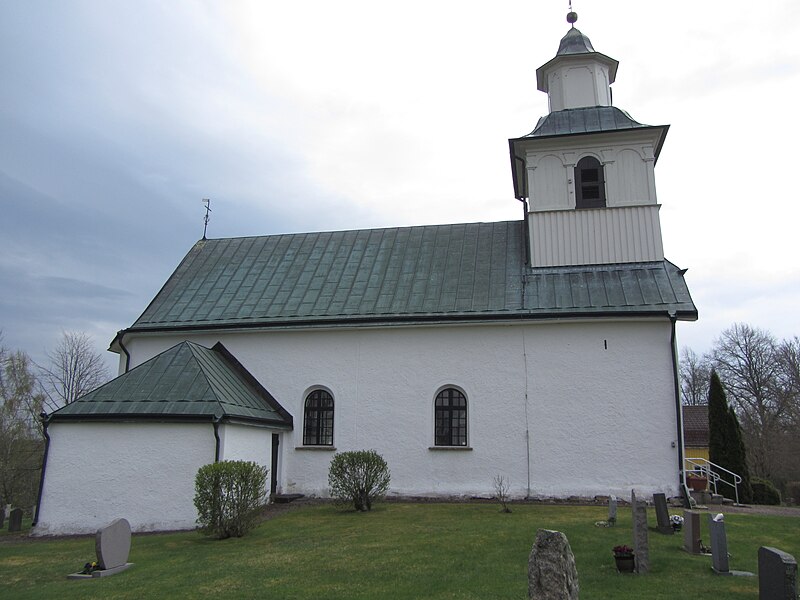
[118,334,131,373]
[32,413,51,527]
[213,416,222,462]
[669,314,691,508]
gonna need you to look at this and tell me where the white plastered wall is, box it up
[219,422,276,499]
[34,422,214,535]
[122,318,681,502]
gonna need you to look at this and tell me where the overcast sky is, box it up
[2,0,799,374]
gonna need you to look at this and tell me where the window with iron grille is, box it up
[575,156,607,208]
[303,389,334,445]
[435,388,467,446]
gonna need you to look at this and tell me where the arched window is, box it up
[575,156,606,208]
[435,388,467,447]
[303,389,334,445]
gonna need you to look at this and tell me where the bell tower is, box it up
[509,12,669,268]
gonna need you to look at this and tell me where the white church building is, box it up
[34,17,697,535]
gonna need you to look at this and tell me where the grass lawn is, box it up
[1,503,798,599]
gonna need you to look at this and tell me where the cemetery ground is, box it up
[1,502,798,599]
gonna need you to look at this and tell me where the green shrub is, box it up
[194,460,268,538]
[328,450,390,511]
[785,481,800,505]
[751,477,781,505]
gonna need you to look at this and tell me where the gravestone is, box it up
[0,505,5,528]
[527,529,579,600]
[8,508,23,532]
[758,547,797,600]
[96,518,132,571]
[631,491,649,573]
[709,514,729,573]
[608,495,617,526]
[653,493,673,535]
[683,510,701,554]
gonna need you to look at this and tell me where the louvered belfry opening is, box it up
[575,156,606,208]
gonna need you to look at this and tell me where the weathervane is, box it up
[567,0,577,27]
[202,198,211,239]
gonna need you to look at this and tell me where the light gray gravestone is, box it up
[683,510,702,554]
[631,491,650,573]
[653,493,673,535]
[709,514,730,573]
[527,529,579,600]
[608,495,617,526]
[758,547,797,600]
[8,507,23,532]
[96,518,132,571]
[709,513,734,574]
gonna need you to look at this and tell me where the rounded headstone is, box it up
[95,518,132,570]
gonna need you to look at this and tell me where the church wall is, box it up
[123,318,680,501]
[219,422,274,499]
[34,422,214,535]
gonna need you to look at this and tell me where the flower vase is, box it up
[614,555,635,573]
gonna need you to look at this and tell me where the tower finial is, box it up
[567,1,577,27]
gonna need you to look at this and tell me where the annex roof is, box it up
[683,405,709,447]
[118,220,696,341]
[50,341,292,427]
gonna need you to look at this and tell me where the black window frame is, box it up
[434,387,467,447]
[575,156,607,209]
[303,389,334,446]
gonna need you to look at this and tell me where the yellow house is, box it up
[683,405,709,469]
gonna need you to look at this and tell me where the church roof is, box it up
[524,106,660,139]
[118,220,696,340]
[50,341,292,427]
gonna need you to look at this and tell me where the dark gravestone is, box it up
[0,505,5,528]
[8,507,23,532]
[683,510,702,554]
[759,547,797,600]
[631,491,650,573]
[527,529,579,600]
[653,493,673,535]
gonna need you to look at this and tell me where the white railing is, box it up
[684,458,743,505]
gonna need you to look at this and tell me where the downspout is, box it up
[118,334,131,373]
[213,416,222,462]
[513,153,531,267]
[32,413,51,527]
[669,314,691,508]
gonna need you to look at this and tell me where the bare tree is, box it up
[679,347,711,405]
[0,337,46,507]
[710,324,787,478]
[39,331,110,409]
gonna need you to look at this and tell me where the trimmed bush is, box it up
[785,481,800,505]
[194,460,268,538]
[751,477,781,505]
[328,450,390,511]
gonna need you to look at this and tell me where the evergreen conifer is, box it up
[708,370,752,503]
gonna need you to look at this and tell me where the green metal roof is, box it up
[131,221,525,329]
[51,341,292,426]
[523,261,695,316]
[121,220,695,337]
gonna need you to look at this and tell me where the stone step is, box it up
[273,493,305,504]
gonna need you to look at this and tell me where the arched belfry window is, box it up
[435,388,467,447]
[303,389,334,445]
[575,156,606,208]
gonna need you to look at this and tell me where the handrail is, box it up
[685,457,742,504]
